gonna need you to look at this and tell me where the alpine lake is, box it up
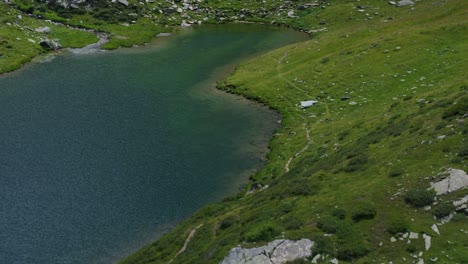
[0,24,308,263]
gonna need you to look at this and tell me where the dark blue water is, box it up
[0,24,307,263]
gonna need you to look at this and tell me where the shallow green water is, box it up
[0,24,307,263]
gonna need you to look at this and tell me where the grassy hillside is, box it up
[121,0,467,263]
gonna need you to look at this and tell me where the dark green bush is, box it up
[404,189,435,207]
[283,216,303,230]
[281,178,320,197]
[406,244,417,253]
[344,154,368,172]
[317,216,338,233]
[442,97,468,119]
[351,204,377,222]
[337,241,369,261]
[388,167,404,177]
[245,222,280,242]
[312,236,337,256]
[331,208,347,219]
[432,203,455,219]
[387,218,409,235]
[219,215,237,230]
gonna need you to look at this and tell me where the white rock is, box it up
[311,254,321,264]
[409,232,419,239]
[287,10,296,18]
[423,234,431,251]
[300,100,318,108]
[390,237,397,242]
[431,224,440,236]
[417,259,424,264]
[453,195,468,207]
[330,258,339,264]
[181,20,191,27]
[35,27,51,33]
[117,0,129,6]
[270,239,314,264]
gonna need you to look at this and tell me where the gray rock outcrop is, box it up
[39,39,61,50]
[221,239,314,264]
[431,168,468,195]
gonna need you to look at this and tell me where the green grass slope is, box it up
[122,0,467,263]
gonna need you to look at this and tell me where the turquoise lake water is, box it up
[0,24,307,263]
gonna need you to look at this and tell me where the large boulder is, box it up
[221,239,314,264]
[431,168,468,195]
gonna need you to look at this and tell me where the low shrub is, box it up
[404,189,435,207]
[245,222,280,242]
[283,216,303,230]
[387,218,409,235]
[388,167,404,177]
[351,203,377,222]
[219,215,237,230]
[317,216,338,233]
[432,203,455,219]
[331,208,347,220]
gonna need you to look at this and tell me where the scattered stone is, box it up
[330,258,339,264]
[431,224,440,236]
[437,135,446,140]
[390,237,397,242]
[287,10,297,18]
[417,259,424,264]
[349,101,357,105]
[300,100,318,108]
[117,0,129,6]
[157,33,172,37]
[453,195,468,209]
[431,168,468,195]
[221,239,314,264]
[409,232,419,239]
[397,0,415,7]
[27,39,36,43]
[311,254,321,263]
[181,20,191,27]
[35,27,51,34]
[423,234,431,251]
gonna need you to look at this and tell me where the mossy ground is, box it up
[1,0,467,263]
